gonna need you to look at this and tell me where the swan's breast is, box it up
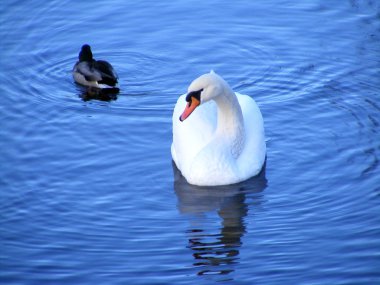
[186,138,240,185]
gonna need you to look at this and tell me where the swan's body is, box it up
[72,44,119,90]
[171,71,266,186]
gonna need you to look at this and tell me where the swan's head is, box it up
[79,44,93,62]
[180,71,224,121]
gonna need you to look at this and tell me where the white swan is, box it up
[171,71,266,186]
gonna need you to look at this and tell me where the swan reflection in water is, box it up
[173,162,267,280]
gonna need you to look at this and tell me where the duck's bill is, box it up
[179,97,200,121]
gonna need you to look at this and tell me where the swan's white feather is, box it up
[171,73,266,186]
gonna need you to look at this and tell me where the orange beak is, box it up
[179,97,200,121]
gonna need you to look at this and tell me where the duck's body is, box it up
[72,44,119,90]
[171,71,266,186]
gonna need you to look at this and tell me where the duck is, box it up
[171,71,266,186]
[72,44,119,91]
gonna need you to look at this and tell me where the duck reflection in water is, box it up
[173,161,267,279]
[78,86,119,102]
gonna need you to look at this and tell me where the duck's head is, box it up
[79,44,93,62]
[180,71,224,122]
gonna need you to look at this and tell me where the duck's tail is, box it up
[97,83,119,91]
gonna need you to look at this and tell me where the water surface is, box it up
[1,0,379,284]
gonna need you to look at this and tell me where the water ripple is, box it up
[1,0,380,284]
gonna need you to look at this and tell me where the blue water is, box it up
[1,0,380,284]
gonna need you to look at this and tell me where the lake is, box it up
[1,0,379,284]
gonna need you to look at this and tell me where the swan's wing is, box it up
[172,94,217,172]
[236,93,266,177]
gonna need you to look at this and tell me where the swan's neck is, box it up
[214,89,245,159]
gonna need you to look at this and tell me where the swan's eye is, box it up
[186,89,203,103]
